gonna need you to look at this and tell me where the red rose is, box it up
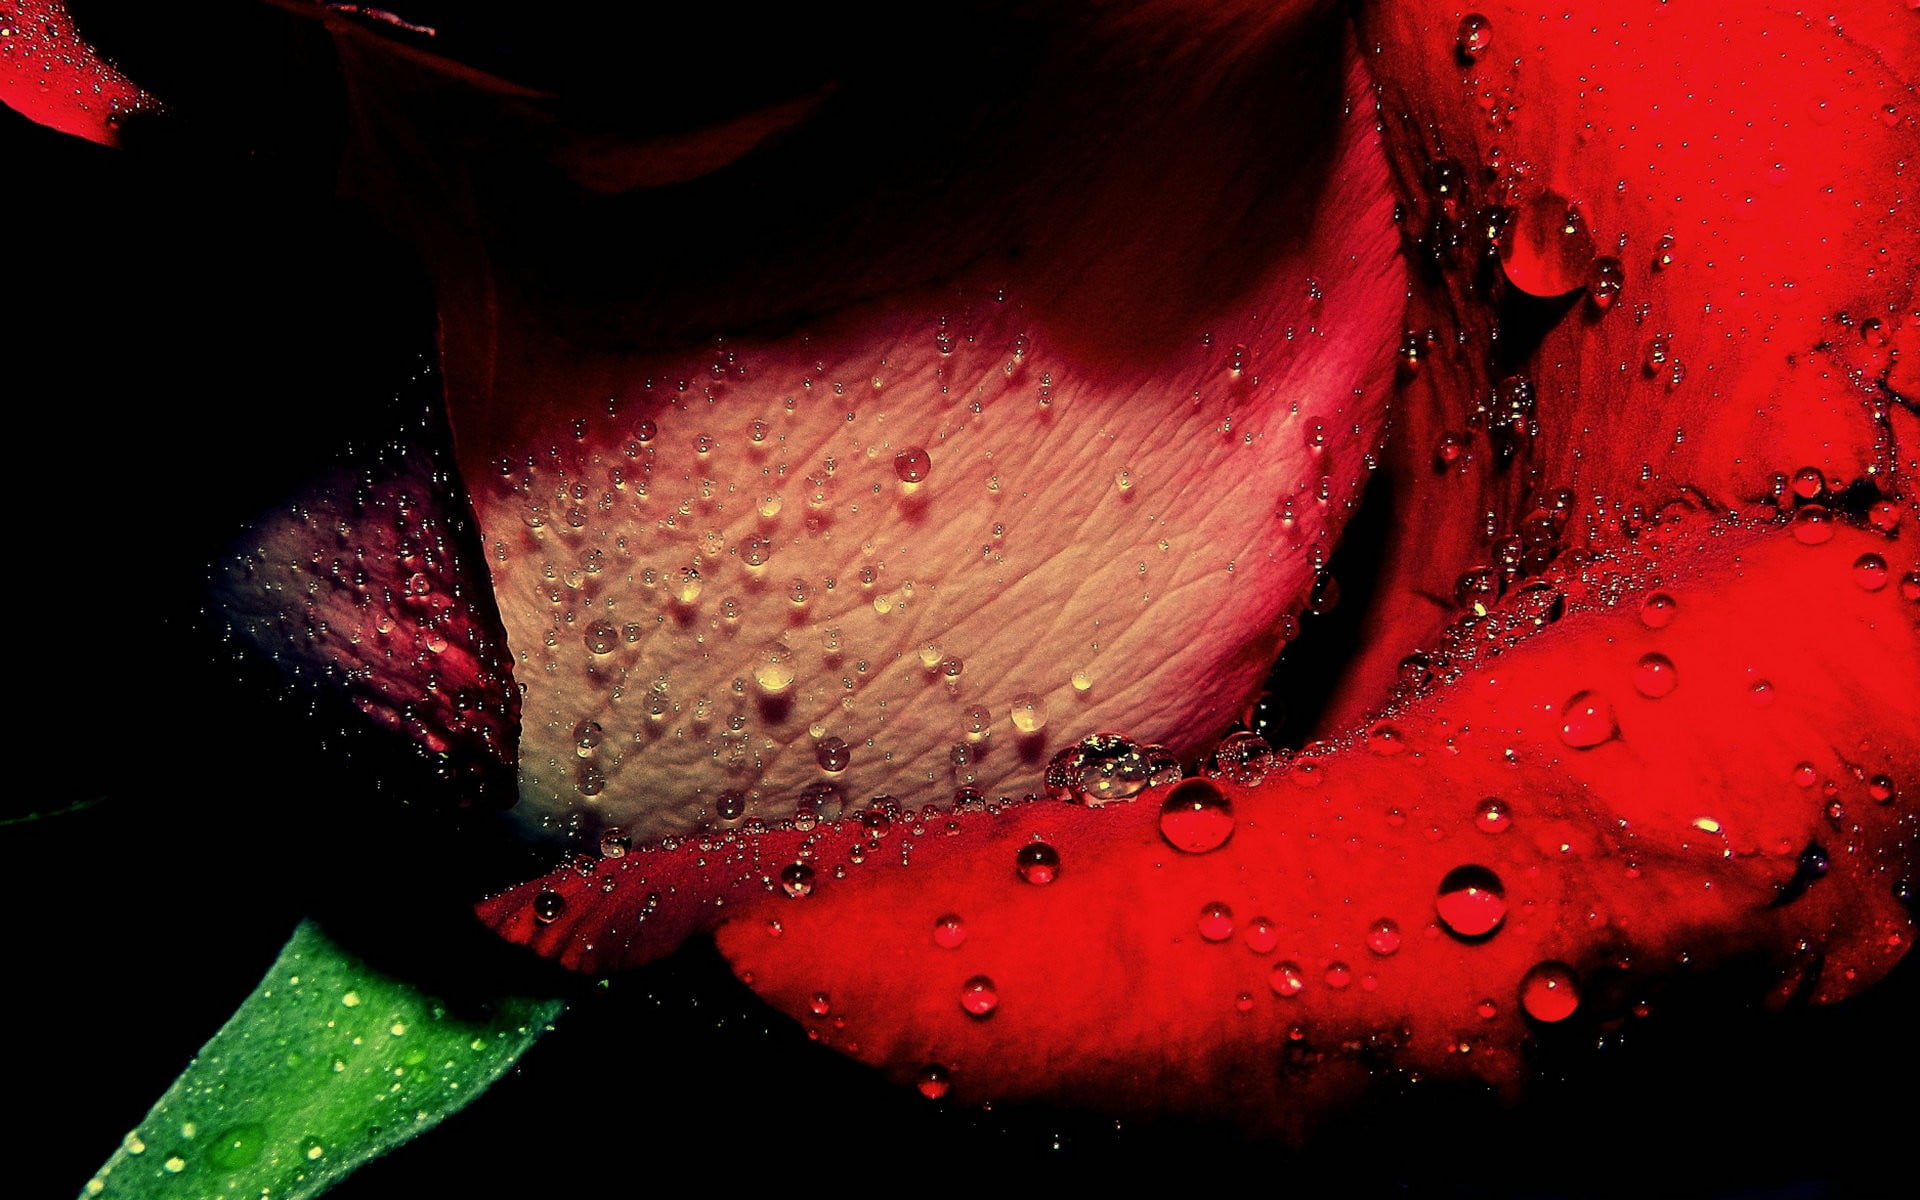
[10,1,1916,1195]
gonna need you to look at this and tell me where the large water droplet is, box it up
[753,642,797,694]
[933,913,967,949]
[533,891,566,924]
[1158,778,1236,854]
[1270,961,1307,998]
[1436,864,1507,938]
[1559,690,1619,749]
[916,1064,951,1100]
[960,975,999,1017]
[1209,731,1276,786]
[815,736,850,772]
[1853,553,1889,591]
[1519,961,1581,1022]
[779,862,816,898]
[1197,902,1235,942]
[582,620,619,655]
[1632,652,1679,698]
[1244,917,1279,955]
[1009,692,1049,734]
[1016,841,1060,885]
[1500,192,1596,297]
[1366,918,1402,956]
[1585,255,1624,311]
[1791,505,1835,545]
[894,447,932,483]
[209,1124,267,1171]
[1455,12,1493,61]
[1044,732,1155,805]
[1474,796,1512,834]
[1639,592,1678,629]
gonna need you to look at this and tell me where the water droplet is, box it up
[1197,902,1235,942]
[1009,692,1049,734]
[672,565,704,604]
[916,1064,951,1100]
[816,736,850,772]
[1114,467,1135,492]
[1749,678,1775,707]
[933,913,967,949]
[1045,732,1156,805]
[960,975,1000,1017]
[533,891,566,924]
[809,993,832,1017]
[1791,504,1835,545]
[1244,917,1279,954]
[1500,192,1595,297]
[1158,778,1236,854]
[1209,731,1276,786]
[1323,961,1353,989]
[209,1124,266,1170]
[1455,12,1493,60]
[1902,571,1920,602]
[1436,864,1507,938]
[1017,841,1060,885]
[753,642,797,693]
[1869,775,1897,804]
[1632,652,1679,699]
[598,828,631,858]
[1585,255,1624,311]
[573,720,604,756]
[1307,572,1341,615]
[1366,918,1402,956]
[1559,690,1618,749]
[715,789,747,821]
[779,862,816,898]
[894,447,931,483]
[1519,961,1581,1022]
[1791,762,1819,788]
[1790,466,1826,500]
[1474,796,1512,834]
[1639,592,1679,629]
[1071,669,1094,692]
[1270,961,1307,998]
[582,620,619,655]
[1852,553,1889,591]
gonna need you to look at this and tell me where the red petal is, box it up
[0,1,157,145]
[695,521,1916,1126]
[1328,1,1920,723]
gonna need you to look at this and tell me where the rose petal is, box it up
[0,1,157,145]
[321,9,1406,846]
[700,521,1916,1127]
[1326,1,1920,724]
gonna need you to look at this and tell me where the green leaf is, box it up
[81,918,565,1199]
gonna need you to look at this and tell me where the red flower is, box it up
[10,1,1916,1194]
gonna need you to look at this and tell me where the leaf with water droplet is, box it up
[83,920,562,1200]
